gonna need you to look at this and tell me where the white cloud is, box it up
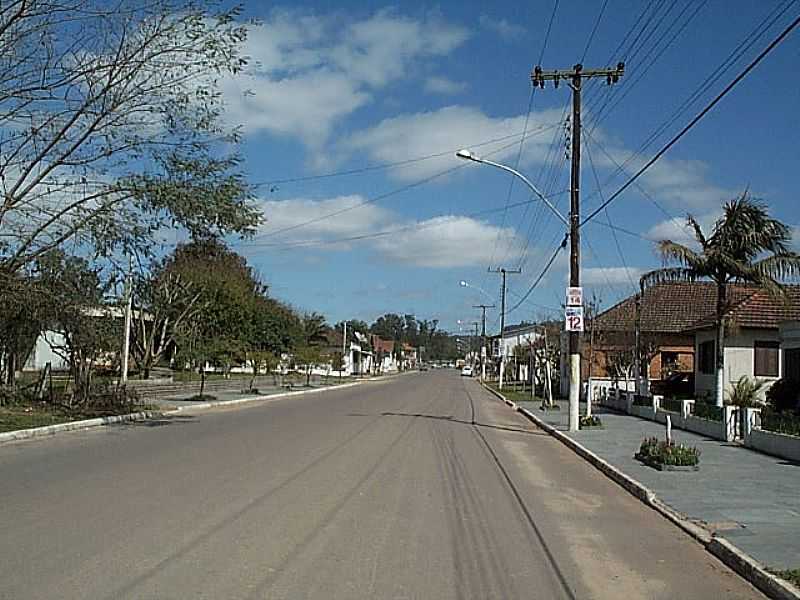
[479,15,526,39]
[259,195,393,241]
[585,138,735,211]
[374,215,525,268]
[343,105,565,180]
[424,76,467,95]
[251,195,525,268]
[223,9,469,154]
[645,211,719,245]
[582,267,645,285]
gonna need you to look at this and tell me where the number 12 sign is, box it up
[565,306,584,332]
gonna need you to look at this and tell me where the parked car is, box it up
[461,366,473,377]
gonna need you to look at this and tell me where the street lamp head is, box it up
[459,280,468,287]
[455,149,476,161]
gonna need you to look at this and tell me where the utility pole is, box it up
[532,61,624,432]
[342,321,347,376]
[121,255,133,385]
[473,304,494,382]
[488,267,521,390]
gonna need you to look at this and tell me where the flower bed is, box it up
[579,415,602,429]
[635,436,700,470]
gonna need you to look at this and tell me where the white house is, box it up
[495,323,542,382]
[690,286,800,400]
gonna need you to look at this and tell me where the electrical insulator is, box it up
[607,74,612,86]
[554,76,559,88]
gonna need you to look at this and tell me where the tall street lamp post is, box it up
[455,149,580,431]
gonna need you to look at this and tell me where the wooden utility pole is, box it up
[531,61,624,431]
[488,267,521,389]
[473,303,495,382]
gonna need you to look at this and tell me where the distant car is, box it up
[461,366,473,377]
[419,364,428,371]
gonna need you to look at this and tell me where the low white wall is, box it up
[745,428,800,462]
[683,414,728,440]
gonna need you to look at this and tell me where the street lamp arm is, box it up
[456,151,569,226]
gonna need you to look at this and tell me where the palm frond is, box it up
[639,267,697,291]
[657,240,706,271]
[754,252,800,282]
[686,214,708,248]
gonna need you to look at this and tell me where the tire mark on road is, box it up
[463,384,578,600]
[246,391,442,599]
[109,388,419,599]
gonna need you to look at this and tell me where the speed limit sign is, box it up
[565,306,584,332]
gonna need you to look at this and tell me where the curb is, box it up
[0,375,401,446]
[480,382,800,600]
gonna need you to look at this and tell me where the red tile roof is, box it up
[371,336,394,353]
[592,282,800,333]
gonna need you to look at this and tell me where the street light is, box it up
[456,150,569,226]
[459,279,494,302]
[456,148,580,433]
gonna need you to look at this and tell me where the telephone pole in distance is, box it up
[532,61,624,432]
[473,303,495,382]
[487,267,521,390]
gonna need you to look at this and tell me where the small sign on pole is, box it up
[566,286,583,307]
[565,306,584,332]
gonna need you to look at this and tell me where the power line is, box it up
[583,134,638,294]
[489,0,560,279]
[249,128,544,187]
[253,124,560,241]
[239,195,554,250]
[581,0,610,62]
[589,0,797,180]
[507,233,568,315]
[582,13,800,227]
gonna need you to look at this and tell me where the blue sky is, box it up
[218,1,799,333]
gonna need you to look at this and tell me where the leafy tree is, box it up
[131,270,204,379]
[641,195,800,406]
[35,251,118,404]
[293,345,322,387]
[0,1,260,274]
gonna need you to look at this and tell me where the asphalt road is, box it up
[0,371,765,599]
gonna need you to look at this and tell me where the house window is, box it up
[698,340,715,375]
[754,341,779,377]
[785,348,800,382]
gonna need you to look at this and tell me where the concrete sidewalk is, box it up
[513,397,800,571]
[151,379,365,409]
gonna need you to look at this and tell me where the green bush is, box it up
[726,375,768,408]
[693,402,723,422]
[636,436,700,466]
[660,397,683,413]
[0,386,36,407]
[765,379,800,414]
[760,409,800,438]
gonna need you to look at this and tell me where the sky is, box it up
[214,0,800,334]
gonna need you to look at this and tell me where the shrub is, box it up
[0,386,36,407]
[726,375,768,408]
[760,408,800,438]
[693,402,723,422]
[636,436,700,466]
[765,379,800,414]
[660,397,683,413]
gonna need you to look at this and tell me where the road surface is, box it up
[0,371,764,599]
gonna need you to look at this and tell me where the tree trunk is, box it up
[715,282,727,408]
[199,367,206,398]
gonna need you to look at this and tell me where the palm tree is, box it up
[640,194,800,407]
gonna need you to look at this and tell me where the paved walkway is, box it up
[150,378,365,409]
[513,397,800,570]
